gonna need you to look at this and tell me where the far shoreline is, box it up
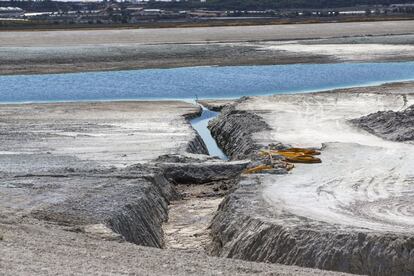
[1,80,413,106]
[1,16,413,32]
[1,21,413,75]
[1,59,414,77]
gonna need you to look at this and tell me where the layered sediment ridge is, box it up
[209,101,271,160]
[20,167,175,247]
[350,104,414,142]
[186,134,209,155]
[207,82,414,275]
[210,175,414,275]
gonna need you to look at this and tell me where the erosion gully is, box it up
[162,104,232,252]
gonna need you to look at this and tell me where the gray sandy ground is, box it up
[1,21,414,75]
[206,82,414,275]
[0,100,351,275]
[2,21,414,46]
[0,217,351,276]
[0,101,201,171]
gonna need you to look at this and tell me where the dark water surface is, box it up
[1,62,414,103]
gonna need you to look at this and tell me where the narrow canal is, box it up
[190,105,228,160]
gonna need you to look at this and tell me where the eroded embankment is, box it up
[27,166,176,248]
[210,175,414,275]
[159,105,253,252]
[158,153,248,251]
[184,107,210,155]
[1,105,236,254]
[0,100,362,275]
[0,101,212,250]
[166,105,247,248]
[206,96,414,276]
[208,100,271,160]
[104,106,212,247]
[350,104,414,142]
[17,104,226,251]
[16,116,209,249]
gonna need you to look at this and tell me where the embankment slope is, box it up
[208,82,414,275]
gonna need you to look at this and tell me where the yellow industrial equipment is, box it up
[244,165,273,174]
[259,147,321,164]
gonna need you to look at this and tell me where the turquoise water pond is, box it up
[1,62,414,103]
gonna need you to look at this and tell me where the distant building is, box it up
[390,3,414,13]
[0,7,24,18]
[142,9,164,15]
[338,10,366,15]
[188,10,225,17]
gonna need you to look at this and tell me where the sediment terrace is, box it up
[0,100,350,275]
[206,82,414,275]
[350,104,414,142]
[2,21,414,46]
[1,21,414,75]
[0,101,208,170]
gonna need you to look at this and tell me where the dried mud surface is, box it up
[208,82,414,275]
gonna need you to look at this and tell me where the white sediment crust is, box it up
[260,43,414,61]
[238,91,414,233]
[0,101,200,169]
